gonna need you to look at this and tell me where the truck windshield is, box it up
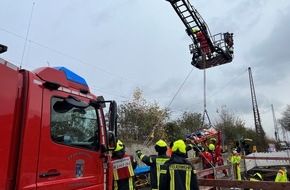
[50,97,100,151]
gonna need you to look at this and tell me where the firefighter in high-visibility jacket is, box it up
[244,172,263,190]
[111,140,137,190]
[275,166,288,182]
[230,150,241,180]
[136,139,170,190]
[159,139,200,190]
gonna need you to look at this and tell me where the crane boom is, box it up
[165,0,234,69]
[248,67,267,151]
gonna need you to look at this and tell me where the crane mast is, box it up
[165,0,234,69]
[248,67,267,150]
[271,104,280,142]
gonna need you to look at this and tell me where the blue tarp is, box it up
[134,165,150,175]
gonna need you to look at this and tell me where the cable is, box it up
[143,67,195,146]
[20,2,35,68]
[182,68,248,111]
[166,67,194,109]
[0,27,139,87]
[207,68,248,99]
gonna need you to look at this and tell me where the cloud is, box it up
[2,0,290,139]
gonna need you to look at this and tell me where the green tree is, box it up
[279,105,290,132]
[214,106,258,150]
[175,111,203,136]
[164,121,183,142]
[117,88,170,142]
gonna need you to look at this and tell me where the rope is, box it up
[142,126,156,147]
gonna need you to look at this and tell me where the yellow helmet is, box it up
[172,140,187,154]
[254,173,262,180]
[209,144,215,151]
[114,140,124,152]
[156,140,167,147]
[193,27,200,33]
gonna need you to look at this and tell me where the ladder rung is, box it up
[183,15,192,19]
[176,4,185,8]
[187,20,195,24]
[180,10,188,14]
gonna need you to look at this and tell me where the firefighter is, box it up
[247,172,263,190]
[111,140,137,190]
[224,32,234,54]
[230,149,241,180]
[136,139,170,190]
[235,141,241,153]
[185,140,194,158]
[159,139,199,190]
[275,166,288,182]
[199,143,216,181]
[193,27,211,59]
[250,172,263,182]
[210,131,228,176]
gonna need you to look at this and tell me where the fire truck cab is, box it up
[0,44,117,190]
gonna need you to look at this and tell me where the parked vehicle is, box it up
[0,44,118,190]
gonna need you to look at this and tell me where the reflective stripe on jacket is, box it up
[112,155,135,180]
[159,155,199,190]
[140,154,169,189]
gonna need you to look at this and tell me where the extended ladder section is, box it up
[166,0,234,69]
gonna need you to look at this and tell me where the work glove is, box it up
[135,150,142,158]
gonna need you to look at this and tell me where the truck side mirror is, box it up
[108,101,117,135]
[108,131,116,151]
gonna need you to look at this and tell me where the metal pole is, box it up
[203,54,206,113]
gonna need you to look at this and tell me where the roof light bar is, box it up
[54,67,88,87]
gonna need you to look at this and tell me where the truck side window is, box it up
[50,97,100,151]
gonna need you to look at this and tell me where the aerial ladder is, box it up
[165,0,234,69]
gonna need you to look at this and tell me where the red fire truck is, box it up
[0,44,118,190]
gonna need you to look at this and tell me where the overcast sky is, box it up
[2,0,290,141]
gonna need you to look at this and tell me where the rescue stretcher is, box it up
[186,129,218,144]
[134,166,151,189]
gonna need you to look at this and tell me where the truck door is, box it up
[36,90,107,189]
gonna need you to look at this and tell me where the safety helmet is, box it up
[155,140,167,147]
[193,27,200,33]
[155,139,168,154]
[210,138,217,142]
[208,144,215,151]
[195,131,202,136]
[114,140,124,152]
[253,173,263,180]
[172,140,187,154]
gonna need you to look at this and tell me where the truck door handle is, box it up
[39,170,61,178]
